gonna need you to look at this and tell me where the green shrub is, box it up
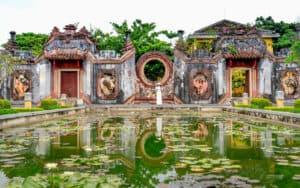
[14,108,44,112]
[0,109,18,115]
[264,106,294,112]
[294,99,300,108]
[293,108,300,113]
[234,104,258,109]
[250,98,272,109]
[0,99,11,109]
[40,99,59,110]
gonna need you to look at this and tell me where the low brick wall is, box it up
[223,107,300,125]
[0,106,89,129]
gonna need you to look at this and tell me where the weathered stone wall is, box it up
[216,59,226,96]
[1,64,40,104]
[258,58,273,96]
[174,56,219,104]
[82,60,92,99]
[37,59,51,100]
[120,56,135,101]
[91,57,135,104]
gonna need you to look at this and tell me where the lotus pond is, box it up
[1,112,300,187]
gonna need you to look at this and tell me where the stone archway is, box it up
[134,51,174,104]
[136,51,173,87]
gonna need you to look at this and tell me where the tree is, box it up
[255,16,298,50]
[0,51,25,88]
[2,33,48,56]
[286,41,300,64]
[91,19,177,60]
[15,33,48,56]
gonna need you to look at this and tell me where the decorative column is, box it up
[276,91,284,107]
[24,92,32,109]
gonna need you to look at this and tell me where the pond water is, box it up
[1,112,300,187]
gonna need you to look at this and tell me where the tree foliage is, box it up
[2,33,49,56]
[286,41,300,64]
[14,32,49,56]
[91,19,177,60]
[0,52,25,87]
[255,16,298,50]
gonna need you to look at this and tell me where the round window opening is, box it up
[144,60,165,82]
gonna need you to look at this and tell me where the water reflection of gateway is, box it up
[135,117,173,166]
[51,121,92,156]
[224,120,262,159]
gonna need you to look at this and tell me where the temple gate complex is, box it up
[1,20,300,105]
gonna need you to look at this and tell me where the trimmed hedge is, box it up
[264,106,294,112]
[294,99,300,108]
[0,109,18,115]
[40,99,59,110]
[0,99,11,109]
[234,104,258,109]
[250,98,272,109]
[14,108,44,112]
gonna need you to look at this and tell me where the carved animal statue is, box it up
[99,75,115,96]
[282,71,298,95]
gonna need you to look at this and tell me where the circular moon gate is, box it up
[136,51,173,87]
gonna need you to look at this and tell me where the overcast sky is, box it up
[0,0,299,46]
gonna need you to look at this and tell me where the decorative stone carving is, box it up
[215,37,266,58]
[97,70,118,99]
[11,70,32,100]
[136,51,173,87]
[190,69,212,100]
[281,71,299,96]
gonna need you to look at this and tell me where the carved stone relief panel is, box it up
[11,70,32,100]
[97,70,118,99]
[281,70,299,98]
[190,69,212,100]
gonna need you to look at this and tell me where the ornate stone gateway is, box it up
[134,52,174,104]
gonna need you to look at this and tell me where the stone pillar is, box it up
[242,93,249,105]
[60,93,67,106]
[276,91,284,107]
[24,92,32,109]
